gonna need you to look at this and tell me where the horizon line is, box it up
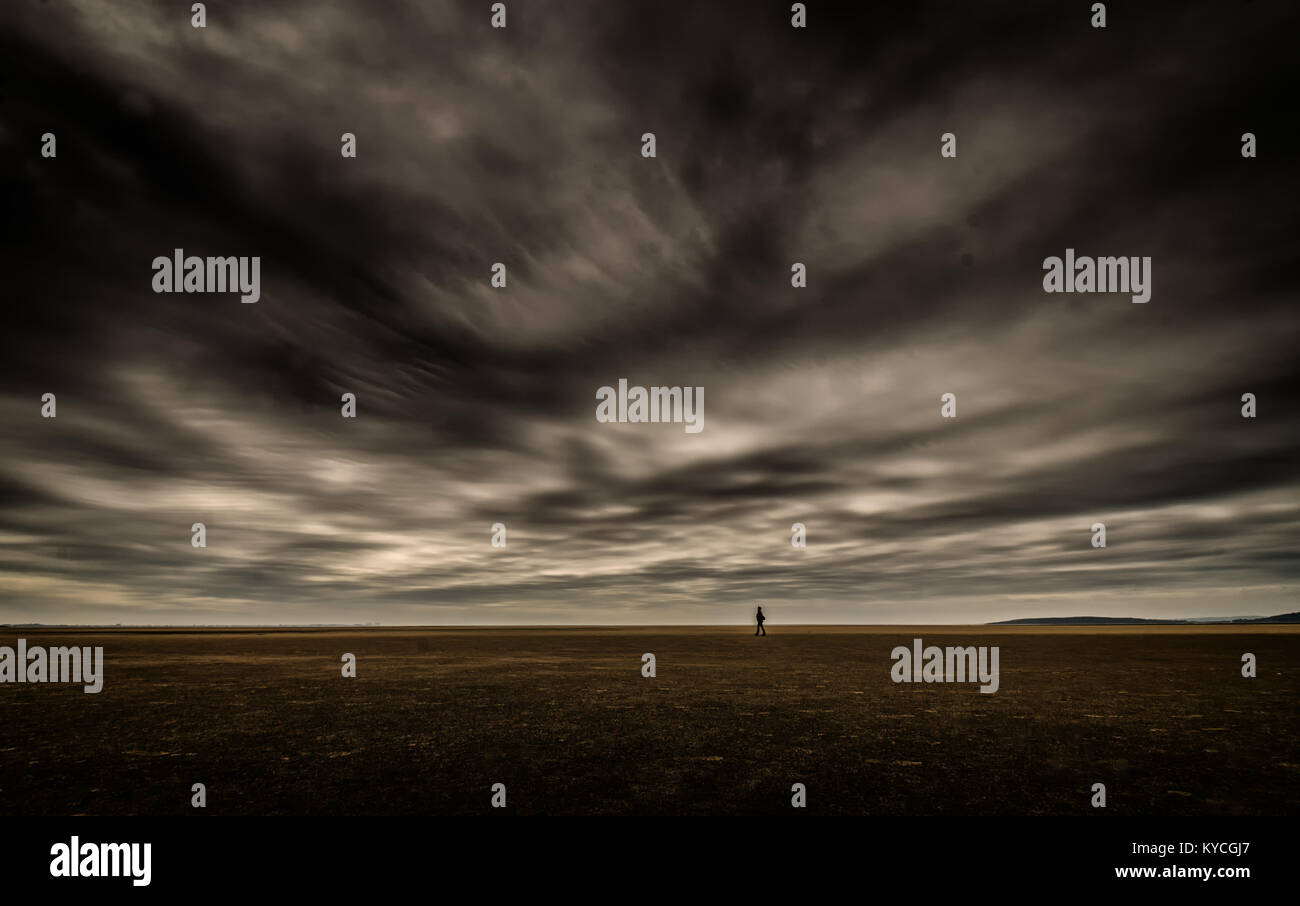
[2,616,1294,630]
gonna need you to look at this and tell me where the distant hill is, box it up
[990,612,1300,626]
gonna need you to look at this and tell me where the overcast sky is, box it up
[1,0,1296,624]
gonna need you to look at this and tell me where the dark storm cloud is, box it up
[0,0,1295,624]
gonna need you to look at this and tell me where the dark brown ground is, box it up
[1,626,1296,815]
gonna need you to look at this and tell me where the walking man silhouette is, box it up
[754,605,766,636]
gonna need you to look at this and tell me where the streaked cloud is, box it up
[1,0,1295,623]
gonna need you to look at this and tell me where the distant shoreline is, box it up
[988,612,1299,626]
